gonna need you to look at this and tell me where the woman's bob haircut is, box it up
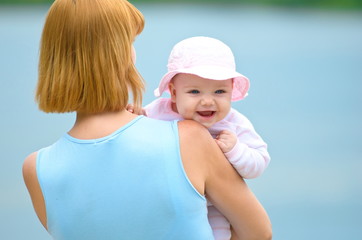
[36,0,145,113]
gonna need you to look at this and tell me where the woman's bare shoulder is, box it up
[177,120,216,196]
[22,151,47,229]
[23,152,38,180]
[177,120,214,143]
[178,120,272,239]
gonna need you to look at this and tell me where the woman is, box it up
[23,0,272,239]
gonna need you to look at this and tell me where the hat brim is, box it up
[154,66,250,101]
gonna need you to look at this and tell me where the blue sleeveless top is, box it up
[36,116,214,240]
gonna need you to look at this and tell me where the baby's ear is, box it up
[168,82,177,103]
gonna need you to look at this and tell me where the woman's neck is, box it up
[68,110,138,140]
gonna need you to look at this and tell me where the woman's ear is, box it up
[169,82,177,103]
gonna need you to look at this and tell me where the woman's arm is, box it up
[178,120,272,240]
[22,152,47,229]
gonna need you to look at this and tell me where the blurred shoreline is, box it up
[0,0,362,10]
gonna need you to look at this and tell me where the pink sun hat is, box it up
[154,36,250,101]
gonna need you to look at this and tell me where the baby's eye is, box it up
[188,90,200,94]
[215,89,226,94]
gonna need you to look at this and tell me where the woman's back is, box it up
[36,116,214,240]
[23,1,271,239]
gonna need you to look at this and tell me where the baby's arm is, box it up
[224,138,270,179]
[219,111,271,179]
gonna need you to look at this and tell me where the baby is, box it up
[133,36,270,240]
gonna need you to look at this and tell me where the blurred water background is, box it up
[1,1,361,239]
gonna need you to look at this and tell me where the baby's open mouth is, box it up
[197,111,215,117]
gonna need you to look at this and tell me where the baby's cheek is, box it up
[180,108,194,119]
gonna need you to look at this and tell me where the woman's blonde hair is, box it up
[36,0,145,113]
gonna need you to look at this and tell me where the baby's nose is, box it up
[201,96,214,106]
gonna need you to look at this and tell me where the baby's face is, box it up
[169,73,232,128]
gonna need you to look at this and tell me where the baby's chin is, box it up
[183,115,216,128]
[197,121,214,129]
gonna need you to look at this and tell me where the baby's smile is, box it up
[197,111,216,117]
